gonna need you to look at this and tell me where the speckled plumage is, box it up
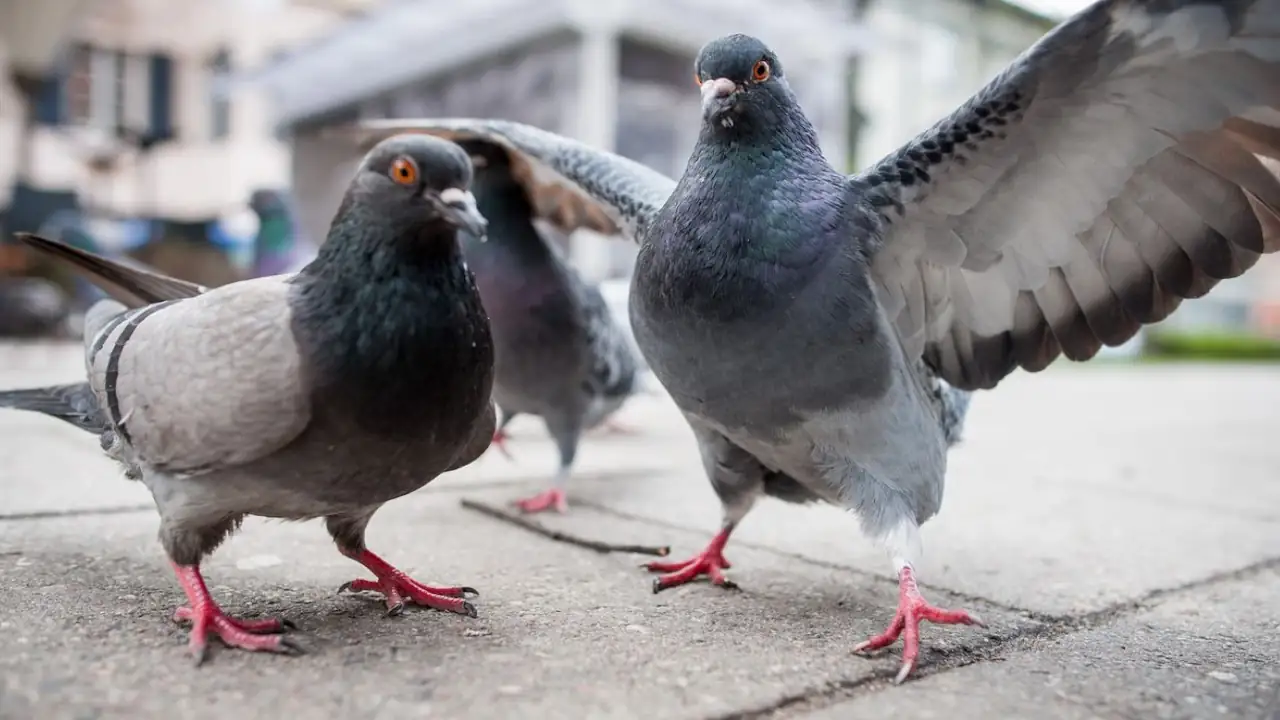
[0,134,498,659]
[346,0,1280,680]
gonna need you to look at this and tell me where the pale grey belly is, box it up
[145,426,474,523]
[704,379,947,510]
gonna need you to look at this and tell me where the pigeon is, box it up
[0,276,72,337]
[457,140,640,513]
[0,133,497,664]
[250,189,314,277]
[344,0,1280,683]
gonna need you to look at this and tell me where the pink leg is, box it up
[170,563,301,666]
[515,487,569,514]
[489,429,515,461]
[853,566,985,683]
[644,525,736,593]
[595,418,640,436]
[338,548,478,618]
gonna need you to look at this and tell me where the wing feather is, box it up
[334,118,676,241]
[860,0,1280,389]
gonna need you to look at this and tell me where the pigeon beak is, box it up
[700,77,739,116]
[434,187,489,240]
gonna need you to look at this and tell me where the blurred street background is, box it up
[4,0,1280,360]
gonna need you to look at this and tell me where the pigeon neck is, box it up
[289,211,493,438]
[698,94,825,166]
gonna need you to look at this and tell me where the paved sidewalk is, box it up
[0,341,1277,719]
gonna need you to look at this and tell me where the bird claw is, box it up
[340,574,478,618]
[852,567,983,684]
[175,604,302,666]
[515,488,568,514]
[489,430,515,461]
[645,540,735,593]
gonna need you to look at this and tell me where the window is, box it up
[120,54,151,135]
[58,43,173,141]
[209,48,233,140]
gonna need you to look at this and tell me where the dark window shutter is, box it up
[149,54,173,140]
[34,72,65,125]
[210,48,231,140]
[114,50,128,138]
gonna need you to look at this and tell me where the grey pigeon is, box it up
[0,134,497,664]
[0,276,72,338]
[458,140,640,513]
[345,0,1280,683]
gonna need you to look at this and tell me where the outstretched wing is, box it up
[859,0,1280,390]
[339,118,677,240]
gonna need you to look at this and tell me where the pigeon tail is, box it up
[0,382,107,434]
[15,233,207,308]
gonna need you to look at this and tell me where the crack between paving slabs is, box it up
[0,504,154,521]
[703,555,1280,720]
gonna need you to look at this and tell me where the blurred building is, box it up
[0,0,344,290]
[252,0,866,281]
[847,0,1053,169]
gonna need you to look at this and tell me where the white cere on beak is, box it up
[440,187,478,213]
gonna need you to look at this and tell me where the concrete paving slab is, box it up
[802,565,1280,720]
[564,366,1280,616]
[0,488,1033,720]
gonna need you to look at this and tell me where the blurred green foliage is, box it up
[1142,329,1280,362]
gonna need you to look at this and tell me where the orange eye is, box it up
[751,60,770,83]
[694,73,702,87]
[389,156,418,186]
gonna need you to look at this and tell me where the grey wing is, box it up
[858,0,1280,390]
[84,276,311,473]
[17,233,208,308]
[579,281,639,402]
[339,118,677,241]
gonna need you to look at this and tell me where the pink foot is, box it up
[339,549,478,617]
[596,419,640,436]
[644,526,736,592]
[489,429,515,461]
[515,488,568,514]
[171,563,302,666]
[852,566,985,683]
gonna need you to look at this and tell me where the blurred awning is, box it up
[245,0,870,128]
[0,0,91,79]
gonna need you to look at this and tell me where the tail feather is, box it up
[0,382,107,434]
[15,233,207,308]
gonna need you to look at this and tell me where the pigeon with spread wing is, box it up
[345,0,1280,682]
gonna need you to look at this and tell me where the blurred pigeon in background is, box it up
[250,189,316,277]
[0,134,496,664]
[348,0,1280,682]
[0,276,72,338]
[458,140,640,514]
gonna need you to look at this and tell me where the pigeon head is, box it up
[694,34,791,131]
[353,134,489,240]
